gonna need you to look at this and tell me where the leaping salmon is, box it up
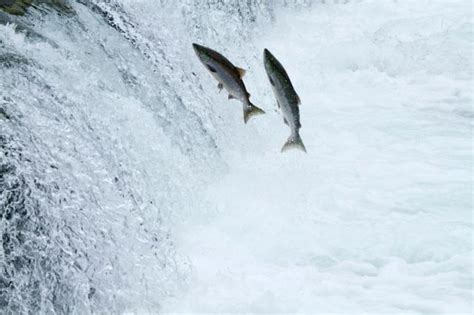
[263,48,306,153]
[193,43,265,123]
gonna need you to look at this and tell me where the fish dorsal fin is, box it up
[296,93,301,105]
[236,67,246,78]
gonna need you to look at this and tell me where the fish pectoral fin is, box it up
[283,118,288,125]
[296,93,301,105]
[228,94,235,100]
[269,77,275,86]
[236,67,246,78]
[217,82,223,92]
[206,64,217,73]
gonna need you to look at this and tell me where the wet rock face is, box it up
[39,0,73,14]
[1,0,17,6]
[0,0,73,16]
[0,0,32,16]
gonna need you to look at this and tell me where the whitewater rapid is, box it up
[0,0,472,314]
[163,1,472,314]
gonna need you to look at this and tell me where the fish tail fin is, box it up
[281,132,307,153]
[243,102,265,124]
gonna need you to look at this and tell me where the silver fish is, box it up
[263,48,306,153]
[193,43,265,123]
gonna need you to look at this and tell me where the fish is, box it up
[192,43,265,123]
[263,48,306,153]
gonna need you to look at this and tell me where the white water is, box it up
[164,1,473,314]
[0,1,472,314]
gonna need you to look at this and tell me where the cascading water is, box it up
[0,0,276,312]
[1,0,472,314]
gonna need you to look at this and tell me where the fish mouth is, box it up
[193,43,209,56]
[192,43,202,52]
[263,48,274,70]
[263,48,272,60]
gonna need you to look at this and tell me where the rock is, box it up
[0,0,74,16]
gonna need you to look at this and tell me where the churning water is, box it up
[0,0,472,313]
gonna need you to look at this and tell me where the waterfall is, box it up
[1,0,471,313]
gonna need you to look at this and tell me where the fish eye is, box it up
[207,64,217,73]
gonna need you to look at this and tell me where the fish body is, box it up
[193,43,264,123]
[263,48,306,153]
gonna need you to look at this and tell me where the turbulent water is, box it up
[0,0,472,314]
